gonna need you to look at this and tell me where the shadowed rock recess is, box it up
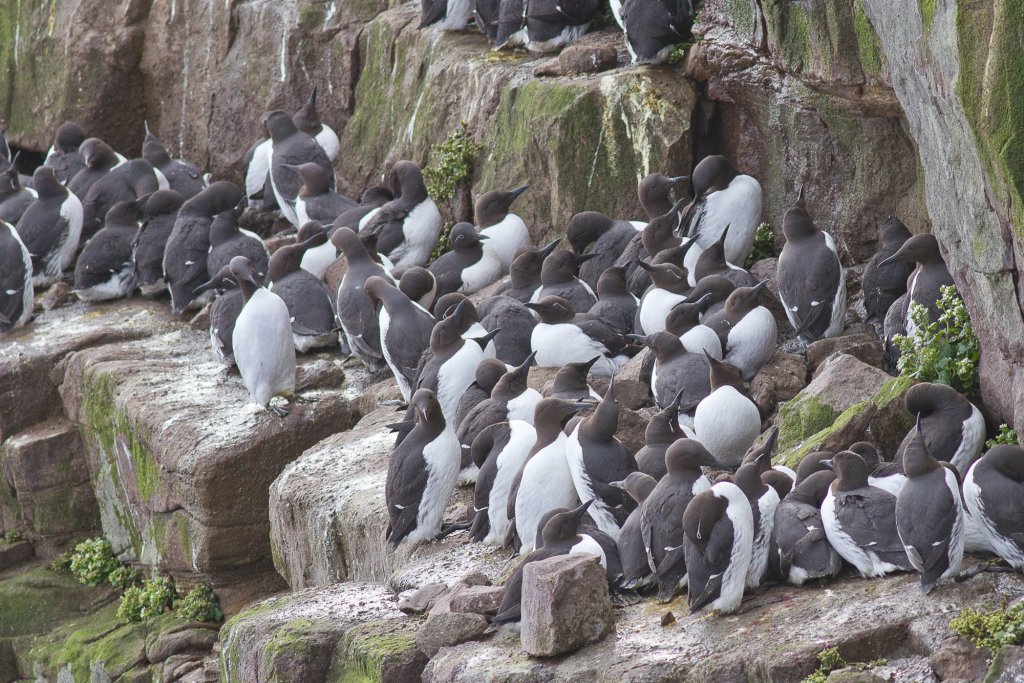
[1,0,1023,680]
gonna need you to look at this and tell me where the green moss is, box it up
[852,0,883,77]
[956,0,1024,242]
[724,0,756,36]
[873,375,915,408]
[766,0,813,72]
[777,396,841,452]
[919,0,937,32]
[777,399,868,469]
[329,619,420,683]
[0,567,115,638]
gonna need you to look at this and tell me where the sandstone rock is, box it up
[57,327,358,601]
[536,44,619,77]
[612,351,653,410]
[39,282,74,311]
[826,671,888,683]
[448,585,505,617]
[145,626,220,665]
[807,334,884,375]
[0,541,33,571]
[750,351,808,418]
[415,612,489,658]
[520,554,614,657]
[220,582,410,683]
[398,583,447,614]
[928,636,989,682]
[330,616,429,683]
[776,358,914,469]
[986,645,1024,682]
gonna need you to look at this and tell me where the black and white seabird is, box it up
[476,185,529,274]
[15,165,83,286]
[733,457,780,589]
[565,382,639,538]
[457,353,541,471]
[454,358,511,443]
[431,292,498,357]
[794,450,836,486]
[613,472,659,589]
[895,420,964,593]
[617,198,688,296]
[567,211,641,291]
[879,233,954,341]
[419,0,473,30]
[693,225,755,289]
[495,0,528,48]
[639,438,723,601]
[291,85,341,162]
[681,155,763,266]
[635,393,685,480]
[79,158,160,242]
[621,0,694,64]
[540,357,602,400]
[474,0,501,40]
[862,218,913,323]
[684,274,735,319]
[293,221,336,281]
[397,266,437,311]
[685,355,761,467]
[414,299,496,428]
[193,265,245,365]
[894,382,985,475]
[334,185,394,231]
[364,275,434,401]
[133,189,185,296]
[776,193,846,343]
[683,480,754,614]
[474,294,537,365]
[67,137,125,201]
[821,451,913,577]
[498,238,561,303]
[510,398,588,553]
[44,122,87,184]
[0,220,33,332]
[385,388,462,546]
[360,160,442,269]
[287,162,356,226]
[493,501,603,623]
[530,249,598,312]
[428,223,501,298]
[207,201,269,281]
[73,199,141,301]
[0,163,36,226]
[771,470,842,586]
[527,295,625,378]
[963,444,1024,570]
[266,235,339,353]
[523,0,600,52]
[644,331,711,418]
[229,256,296,414]
[469,419,538,544]
[333,227,394,372]
[637,262,691,334]
[664,293,722,359]
[141,123,205,198]
[163,181,246,315]
[265,110,335,227]
[588,266,639,337]
[701,281,777,381]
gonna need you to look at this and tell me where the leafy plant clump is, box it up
[893,285,979,396]
[69,538,122,587]
[118,576,176,623]
[49,551,74,574]
[176,584,224,623]
[422,122,483,202]
[744,222,775,269]
[987,424,1020,449]
[950,603,1024,653]
[2,530,21,544]
[801,647,886,683]
[108,565,140,591]
[430,221,455,263]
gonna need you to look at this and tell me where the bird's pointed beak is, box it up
[509,185,529,200]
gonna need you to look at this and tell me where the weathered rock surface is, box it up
[807,334,885,375]
[415,611,489,658]
[750,351,808,418]
[219,582,422,683]
[425,561,1023,682]
[56,328,358,606]
[520,554,615,657]
[269,404,510,591]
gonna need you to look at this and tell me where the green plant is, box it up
[744,222,775,268]
[666,44,691,65]
[422,122,482,202]
[69,538,121,587]
[429,221,455,263]
[2,530,21,544]
[950,603,1024,653]
[108,565,140,591]
[175,584,224,623]
[987,424,1020,449]
[49,551,74,574]
[801,647,886,683]
[893,285,979,396]
[117,576,176,623]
